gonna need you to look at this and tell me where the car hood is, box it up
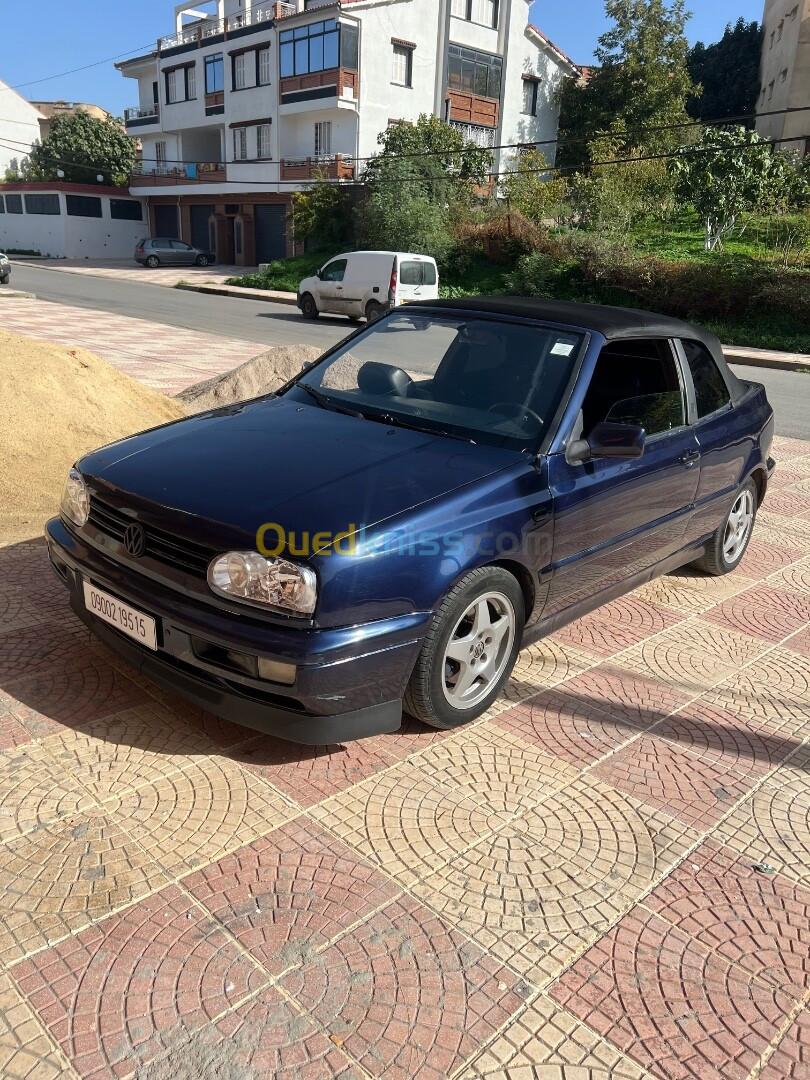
[79,397,521,555]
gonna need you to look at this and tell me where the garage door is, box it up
[154,204,179,239]
[255,204,287,263]
[190,205,215,250]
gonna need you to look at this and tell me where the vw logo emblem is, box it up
[123,523,146,559]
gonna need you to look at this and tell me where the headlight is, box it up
[60,467,90,528]
[208,551,317,616]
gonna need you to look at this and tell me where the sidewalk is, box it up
[0,296,263,394]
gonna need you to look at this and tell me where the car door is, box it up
[317,258,348,314]
[545,337,701,619]
[398,258,436,305]
[171,240,196,266]
[676,337,747,544]
[152,238,173,263]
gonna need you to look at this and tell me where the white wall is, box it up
[0,81,43,174]
[0,191,147,258]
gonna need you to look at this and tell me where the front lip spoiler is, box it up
[68,592,403,745]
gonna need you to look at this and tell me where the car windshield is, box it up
[287,312,585,450]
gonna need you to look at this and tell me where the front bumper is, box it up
[46,517,428,744]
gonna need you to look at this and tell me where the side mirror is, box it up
[317,268,325,280]
[568,422,646,464]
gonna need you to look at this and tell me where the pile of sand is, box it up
[178,344,322,413]
[0,330,186,545]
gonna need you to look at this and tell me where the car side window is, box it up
[171,241,192,251]
[321,259,347,283]
[681,339,731,419]
[153,239,172,249]
[580,339,686,438]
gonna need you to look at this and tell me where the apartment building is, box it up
[117,0,579,265]
[756,0,810,152]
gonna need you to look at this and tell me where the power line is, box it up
[2,132,806,190]
[0,44,158,93]
[2,105,806,173]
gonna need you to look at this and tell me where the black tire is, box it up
[300,293,319,319]
[195,254,210,267]
[0,275,8,285]
[365,300,385,323]
[145,255,160,268]
[404,567,525,730]
[691,477,757,576]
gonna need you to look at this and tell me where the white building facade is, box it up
[117,0,578,264]
[0,79,44,176]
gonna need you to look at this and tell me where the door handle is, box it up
[680,450,700,467]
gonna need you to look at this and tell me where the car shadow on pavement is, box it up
[0,537,805,776]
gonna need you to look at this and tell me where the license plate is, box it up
[82,581,158,651]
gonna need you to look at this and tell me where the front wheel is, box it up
[365,300,386,323]
[145,255,160,268]
[404,567,524,730]
[195,254,210,267]
[0,276,8,285]
[300,293,319,319]
[691,478,757,576]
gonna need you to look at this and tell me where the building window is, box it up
[258,47,271,85]
[315,120,332,158]
[65,195,102,218]
[279,19,339,78]
[522,77,539,115]
[341,23,359,69]
[0,196,4,213]
[233,127,248,160]
[205,54,225,94]
[257,124,272,158]
[167,69,181,103]
[25,193,61,215]
[110,199,143,221]
[187,65,196,98]
[235,220,243,257]
[452,0,498,28]
[392,44,413,86]
[448,44,503,99]
[5,194,23,214]
[233,53,247,90]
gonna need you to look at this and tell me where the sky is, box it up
[0,0,765,117]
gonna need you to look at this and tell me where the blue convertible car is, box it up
[47,299,775,743]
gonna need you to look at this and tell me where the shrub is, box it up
[454,211,544,265]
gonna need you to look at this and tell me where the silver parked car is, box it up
[0,253,10,285]
[134,238,215,269]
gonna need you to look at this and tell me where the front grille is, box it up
[89,497,215,576]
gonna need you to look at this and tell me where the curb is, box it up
[175,282,299,305]
[0,289,36,299]
[723,349,809,373]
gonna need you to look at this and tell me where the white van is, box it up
[297,251,439,322]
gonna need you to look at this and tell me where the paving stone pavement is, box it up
[11,259,257,289]
[0,297,265,394]
[0,434,808,1079]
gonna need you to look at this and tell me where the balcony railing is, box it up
[446,89,499,128]
[158,4,294,50]
[449,120,496,149]
[124,105,160,125]
[130,161,227,185]
[280,155,355,181]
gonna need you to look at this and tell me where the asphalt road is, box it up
[10,263,810,441]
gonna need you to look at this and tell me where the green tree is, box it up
[27,110,136,187]
[362,114,492,202]
[289,174,354,248]
[687,19,763,125]
[356,159,454,256]
[671,125,796,250]
[558,0,695,171]
[501,149,570,225]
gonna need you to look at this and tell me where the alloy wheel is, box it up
[441,591,516,711]
[723,489,754,563]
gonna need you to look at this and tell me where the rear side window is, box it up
[681,339,731,418]
[400,261,437,286]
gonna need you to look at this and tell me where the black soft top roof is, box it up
[414,296,746,400]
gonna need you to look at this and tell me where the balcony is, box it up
[280,155,355,181]
[449,120,496,149]
[158,4,294,51]
[124,105,160,128]
[159,18,225,51]
[279,67,359,106]
[446,90,499,128]
[130,161,227,186]
[225,4,277,32]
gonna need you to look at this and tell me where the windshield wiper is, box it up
[370,412,476,444]
[298,383,365,419]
